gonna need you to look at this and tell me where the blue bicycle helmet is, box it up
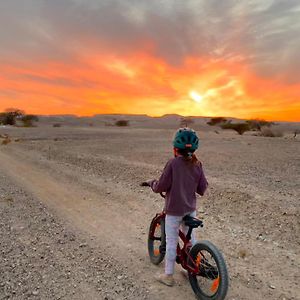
[173,128,199,151]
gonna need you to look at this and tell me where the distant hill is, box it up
[36,114,300,132]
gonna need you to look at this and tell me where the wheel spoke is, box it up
[188,242,228,299]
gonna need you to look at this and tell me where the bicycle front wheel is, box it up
[148,218,166,265]
[188,240,229,300]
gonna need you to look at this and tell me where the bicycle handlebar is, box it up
[140,181,166,198]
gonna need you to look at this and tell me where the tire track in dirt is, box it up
[0,150,196,300]
[1,144,298,300]
[0,171,143,300]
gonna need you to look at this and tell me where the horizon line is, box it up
[34,113,299,123]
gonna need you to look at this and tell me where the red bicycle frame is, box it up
[149,211,200,275]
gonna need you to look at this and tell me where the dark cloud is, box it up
[0,0,299,82]
[14,73,97,88]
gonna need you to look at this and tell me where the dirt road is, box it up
[0,126,299,300]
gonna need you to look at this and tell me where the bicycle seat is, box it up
[183,215,203,228]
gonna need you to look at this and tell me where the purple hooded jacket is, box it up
[149,156,208,216]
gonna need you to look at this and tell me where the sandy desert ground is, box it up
[0,117,299,300]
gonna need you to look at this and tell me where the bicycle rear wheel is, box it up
[148,218,166,265]
[188,240,229,300]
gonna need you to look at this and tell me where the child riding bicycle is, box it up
[145,128,208,286]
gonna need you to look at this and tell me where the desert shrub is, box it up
[0,108,24,125]
[53,123,62,127]
[21,114,39,127]
[1,138,11,145]
[207,117,227,126]
[221,122,251,135]
[0,108,38,127]
[0,113,5,125]
[246,119,274,131]
[259,128,283,137]
[180,117,194,128]
[115,120,129,127]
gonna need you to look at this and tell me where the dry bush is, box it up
[246,119,274,131]
[0,108,24,125]
[180,117,194,127]
[0,108,39,127]
[259,128,283,137]
[21,114,39,127]
[115,120,129,127]
[207,117,227,126]
[221,122,251,135]
[53,123,62,127]
[2,138,11,145]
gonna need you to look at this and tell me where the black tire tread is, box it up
[188,240,229,300]
[147,219,166,265]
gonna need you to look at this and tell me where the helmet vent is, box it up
[173,128,199,151]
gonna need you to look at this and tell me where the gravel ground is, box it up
[0,171,150,300]
[0,125,299,300]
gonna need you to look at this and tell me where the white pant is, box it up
[165,211,197,275]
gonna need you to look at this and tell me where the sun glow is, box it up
[0,52,299,121]
[189,90,203,103]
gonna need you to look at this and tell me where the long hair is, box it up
[174,148,200,165]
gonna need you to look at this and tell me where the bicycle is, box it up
[143,183,229,300]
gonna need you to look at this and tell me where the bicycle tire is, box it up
[188,240,229,300]
[148,218,166,265]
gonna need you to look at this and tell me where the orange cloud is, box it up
[0,51,299,121]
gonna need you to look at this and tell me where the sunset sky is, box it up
[0,0,300,121]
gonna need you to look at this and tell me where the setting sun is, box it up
[189,91,203,103]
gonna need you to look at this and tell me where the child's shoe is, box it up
[155,273,175,287]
